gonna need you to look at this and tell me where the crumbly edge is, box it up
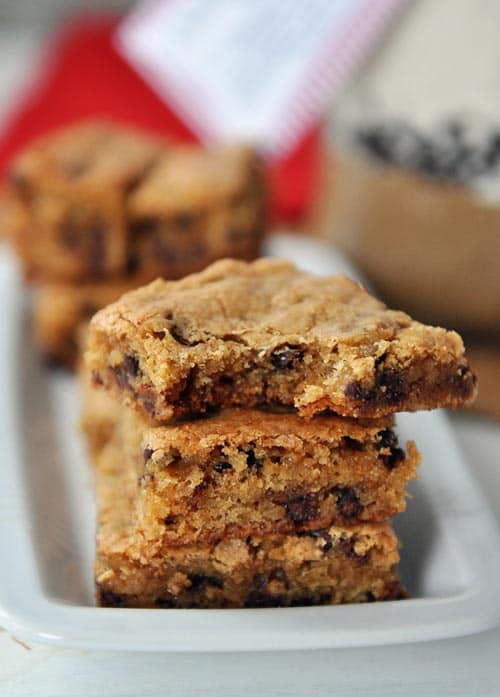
[96,489,405,608]
[94,422,406,608]
[131,418,419,547]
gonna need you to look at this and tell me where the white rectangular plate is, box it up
[0,235,500,652]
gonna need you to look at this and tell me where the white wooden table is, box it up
[1,10,500,695]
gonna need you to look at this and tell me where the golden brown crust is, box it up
[86,258,477,420]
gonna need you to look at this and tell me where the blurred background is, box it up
[0,0,499,420]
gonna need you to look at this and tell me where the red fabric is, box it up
[0,13,321,222]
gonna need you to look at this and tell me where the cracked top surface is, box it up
[90,258,416,340]
[89,257,468,361]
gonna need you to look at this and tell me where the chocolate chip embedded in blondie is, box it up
[85,258,477,421]
[94,436,406,608]
[126,145,265,279]
[7,121,164,282]
[103,405,418,548]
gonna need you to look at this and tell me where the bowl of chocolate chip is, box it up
[327,115,500,334]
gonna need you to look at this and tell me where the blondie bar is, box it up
[6,123,265,286]
[8,121,163,281]
[86,258,477,421]
[106,405,418,547]
[95,437,405,608]
[126,145,265,279]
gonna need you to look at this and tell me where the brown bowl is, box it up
[328,151,500,334]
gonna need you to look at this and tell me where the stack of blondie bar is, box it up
[5,121,265,366]
[83,258,476,608]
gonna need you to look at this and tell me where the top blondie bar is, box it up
[85,258,477,420]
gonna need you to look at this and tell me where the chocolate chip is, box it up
[124,355,140,378]
[364,591,376,603]
[344,380,372,402]
[333,487,362,519]
[485,134,500,168]
[188,574,223,591]
[357,127,394,163]
[375,429,405,469]
[214,461,233,473]
[97,585,126,607]
[130,217,159,236]
[143,448,153,462]
[244,449,263,470]
[170,325,200,347]
[290,596,315,607]
[284,493,319,524]
[382,448,405,469]
[344,368,406,406]
[451,364,477,399]
[173,212,196,229]
[355,118,500,185]
[164,514,177,525]
[193,476,211,494]
[113,356,142,389]
[339,538,367,564]
[152,330,166,340]
[170,326,190,345]
[270,345,304,370]
[156,597,176,608]
[378,368,405,404]
[177,367,198,405]
[125,252,139,275]
[376,428,398,451]
[245,591,281,608]
[341,435,364,451]
[245,570,288,607]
